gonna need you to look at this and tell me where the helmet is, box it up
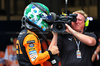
[21,2,52,31]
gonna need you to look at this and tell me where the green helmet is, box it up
[22,2,52,31]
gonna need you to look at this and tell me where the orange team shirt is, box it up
[22,30,51,66]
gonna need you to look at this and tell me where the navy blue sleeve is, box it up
[84,32,97,40]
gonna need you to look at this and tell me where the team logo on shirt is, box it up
[27,40,35,44]
[29,50,37,55]
[29,48,35,51]
[29,44,34,47]
[19,32,25,35]
[30,53,37,58]
[31,55,37,61]
[68,38,72,41]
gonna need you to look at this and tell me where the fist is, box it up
[49,46,59,55]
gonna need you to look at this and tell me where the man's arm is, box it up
[72,30,96,46]
[65,24,96,46]
[23,34,59,65]
[48,25,58,50]
[92,44,100,62]
[48,33,58,50]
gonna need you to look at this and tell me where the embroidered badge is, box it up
[29,44,34,47]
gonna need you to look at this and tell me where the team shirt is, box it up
[16,29,50,66]
[57,32,96,66]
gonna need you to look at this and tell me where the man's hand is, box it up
[65,24,75,34]
[48,46,59,55]
[51,25,58,36]
[92,45,100,62]
[48,46,60,66]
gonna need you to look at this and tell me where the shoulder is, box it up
[24,34,38,41]
[23,33,39,46]
[84,32,97,39]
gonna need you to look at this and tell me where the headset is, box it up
[85,18,89,27]
[84,18,89,31]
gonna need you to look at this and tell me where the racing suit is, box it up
[16,29,52,66]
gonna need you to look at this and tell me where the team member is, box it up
[4,35,19,66]
[16,2,59,66]
[57,10,96,66]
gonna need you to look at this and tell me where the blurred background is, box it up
[0,0,100,56]
[0,0,100,66]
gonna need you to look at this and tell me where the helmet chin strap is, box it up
[26,22,33,30]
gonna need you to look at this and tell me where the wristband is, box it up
[94,51,97,54]
[48,50,53,57]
